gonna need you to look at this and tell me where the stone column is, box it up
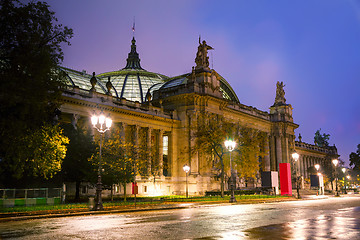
[120,122,127,143]
[310,157,315,171]
[270,135,277,171]
[147,127,152,176]
[299,155,304,178]
[307,157,310,178]
[187,111,198,173]
[71,114,80,129]
[297,154,301,176]
[133,125,140,178]
[284,136,289,163]
[276,135,282,165]
[264,135,271,171]
[167,131,172,176]
[158,129,164,176]
[302,156,306,178]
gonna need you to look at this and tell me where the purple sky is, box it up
[47,0,360,166]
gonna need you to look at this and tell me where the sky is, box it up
[45,0,360,166]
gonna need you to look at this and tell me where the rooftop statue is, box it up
[275,81,286,105]
[195,37,213,71]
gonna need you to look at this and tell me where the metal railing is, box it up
[0,188,62,207]
[0,188,61,199]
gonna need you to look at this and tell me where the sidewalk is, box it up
[2,193,353,223]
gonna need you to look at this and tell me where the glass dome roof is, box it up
[150,72,240,103]
[61,67,107,93]
[61,37,239,104]
[61,37,168,103]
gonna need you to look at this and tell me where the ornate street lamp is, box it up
[91,112,112,210]
[292,151,300,199]
[314,164,320,172]
[224,139,236,203]
[332,159,339,197]
[342,168,347,194]
[183,164,190,198]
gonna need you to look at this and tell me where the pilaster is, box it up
[158,129,164,176]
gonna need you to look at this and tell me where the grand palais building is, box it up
[59,37,338,197]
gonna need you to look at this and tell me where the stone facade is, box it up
[60,38,338,197]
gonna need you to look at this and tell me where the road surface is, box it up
[1,196,360,239]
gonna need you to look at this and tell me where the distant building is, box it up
[59,37,338,197]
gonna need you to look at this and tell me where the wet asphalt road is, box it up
[0,196,360,239]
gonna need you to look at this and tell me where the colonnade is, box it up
[71,114,172,178]
[297,155,325,178]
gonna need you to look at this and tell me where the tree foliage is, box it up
[193,113,234,197]
[95,131,135,188]
[61,123,96,200]
[0,0,73,183]
[233,127,267,179]
[0,124,69,181]
[349,144,360,173]
[90,124,162,198]
[91,125,145,186]
[314,129,330,147]
[193,112,267,196]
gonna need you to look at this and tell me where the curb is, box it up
[0,197,299,223]
[0,204,193,223]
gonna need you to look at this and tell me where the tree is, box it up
[193,113,233,197]
[90,124,161,200]
[314,129,330,147]
[90,124,134,200]
[0,0,73,184]
[349,144,360,173]
[193,112,267,197]
[233,127,267,179]
[1,124,69,181]
[61,123,96,201]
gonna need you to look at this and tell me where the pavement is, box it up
[0,193,347,223]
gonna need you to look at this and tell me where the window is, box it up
[163,135,169,176]
[115,185,121,193]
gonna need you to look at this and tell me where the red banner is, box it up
[132,182,138,195]
[279,163,292,196]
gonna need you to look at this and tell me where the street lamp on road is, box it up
[224,139,236,203]
[292,151,300,199]
[183,164,190,198]
[91,112,112,210]
[332,159,339,197]
[342,168,347,194]
[347,175,351,191]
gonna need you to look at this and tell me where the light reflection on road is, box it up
[245,207,360,239]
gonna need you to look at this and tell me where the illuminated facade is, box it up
[60,37,338,197]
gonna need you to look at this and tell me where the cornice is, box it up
[61,91,179,125]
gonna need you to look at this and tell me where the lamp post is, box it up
[342,168,347,194]
[292,151,300,199]
[314,164,320,195]
[332,159,339,197]
[347,175,351,192]
[224,140,236,203]
[183,164,190,198]
[91,112,112,210]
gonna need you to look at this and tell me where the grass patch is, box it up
[0,203,88,213]
[0,195,290,213]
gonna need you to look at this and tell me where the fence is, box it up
[0,188,62,207]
